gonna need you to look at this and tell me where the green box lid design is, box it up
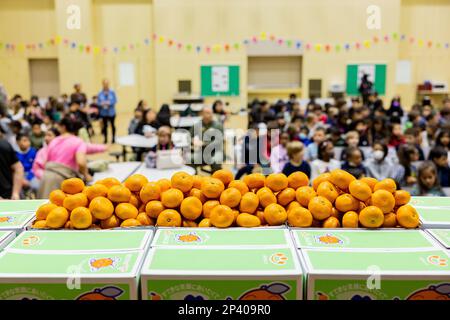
[427,229,450,249]
[0,231,12,242]
[416,207,450,227]
[291,229,437,251]
[410,197,450,208]
[152,228,291,248]
[142,247,302,276]
[0,212,35,230]
[0,231,14,251]
[7,230,153,253]
[0,200,48,213]
[302,249,450,274]
[0,250,143,277]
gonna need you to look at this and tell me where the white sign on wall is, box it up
[211,66,229,92]
[119,62,135,86]
[396,60,412,84]
[357,64,376,86]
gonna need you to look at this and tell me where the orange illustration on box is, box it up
[406,283,450,300]
[316,283,450,300]
[427,255,448,267]
[89,257,119,271]
[176,233,201,243]
[77,286,124,300]
[270,253,288,265]
[238,283,290,300]
[316,234,343,245]
[150,292,162,300]
[0,216,13,223]
[22,235,40,246]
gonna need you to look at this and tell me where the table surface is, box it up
[169,104,189,112]
[134,164,196,180]
[91,161,142,183]
[190,104,204,112]
[170,116,201,128]
[115,134,158,148]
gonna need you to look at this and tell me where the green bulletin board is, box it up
[346,63,386,95]
[201,65,240,96]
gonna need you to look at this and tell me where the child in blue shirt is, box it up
[282,141,311,178]
[15,134,37,188]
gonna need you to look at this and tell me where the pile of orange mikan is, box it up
[33,169,420,229]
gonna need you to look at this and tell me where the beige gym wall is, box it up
[0,0,449,114]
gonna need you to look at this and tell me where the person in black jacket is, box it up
[134,109,162,161]
[358,74,373,105]
[341,146,367,179]
[134,109,161,136]
[157,104,171,127]
[387,96,404,119]
[0,131,24,200]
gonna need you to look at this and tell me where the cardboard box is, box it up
[416,207,450,229]
[410,196,450,208]
[0,212,35,234]
[6,230,153,253]
[0,200,48,213]
[152,228,291,248]
[301,249,450,300]
[427,229,450,249]
[141,247,302,300]
[291,229,438,251]
[0,232,15,251]
[0,250,145,300]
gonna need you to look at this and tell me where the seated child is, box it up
[341,130,365,161]
[299,126,312,146]
[282,141,311,178]
[388,122,406,149]
[429,146,450,187]
[353,120,370,147]
[329,127,345,147]
[341,146,367,179]
[270,132,290,173]
[145,126,174,168]
[397,144,419,187]
[15,134,37,190]
[411,161,445,196]
[404,127,425,160]
[29,121,45,150]
[436,129,450,152]
[310,140,340,181]
[128,108,144,135]
[365,141,402,182]
[305,127,326,161]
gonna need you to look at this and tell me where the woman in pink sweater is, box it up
[32,128,107,180]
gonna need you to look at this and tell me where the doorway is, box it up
[29,59,60,98]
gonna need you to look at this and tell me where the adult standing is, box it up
[358,73,373,106]
[0,133,24,200]
[97,79,117,143]
[70,83,88,107]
